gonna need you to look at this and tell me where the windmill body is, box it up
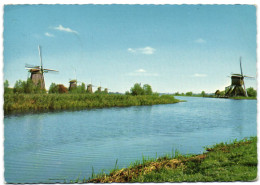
[69,80,77,91]
[25,45,58,90]
[29,68,45,89]
[225,75,246,97]
[225,57,253,97]
[87,84,93,93]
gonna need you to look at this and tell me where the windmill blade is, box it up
[231,73,243,76]
[38,45,43,71]
[25,63,40,68]
[240,57,243,76]
[25,67,40,70]
[43,68,59,72]
[243,80,248,97]
[240,57,248,97]
[244,75,254,78]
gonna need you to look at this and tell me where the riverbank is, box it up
[86,137,257,183]
[175,95,257,100]
[4,93,181,115]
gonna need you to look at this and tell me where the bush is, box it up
[246,87,257,97]
[186,91,193,96]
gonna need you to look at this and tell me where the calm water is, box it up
[4,97,257,183]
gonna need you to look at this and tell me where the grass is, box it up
[85,137,257,183]
[4,93,181,115]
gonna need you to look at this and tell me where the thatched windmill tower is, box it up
[225,57,254,97]
[86,80,97,93]
[69,80,77,91]
[68,69,78,91]
[87,84,93,93]
[25,45,58,89]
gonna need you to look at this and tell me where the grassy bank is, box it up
[4,93,180,114]
[86,137,257,183]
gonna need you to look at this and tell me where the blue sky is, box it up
[4,5,257,93]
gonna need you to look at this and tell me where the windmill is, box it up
[99,82,111,93]
[25,45,58,89]
[97,82,102,93]
[86,79,97,93]
[69,69,78,91]
[225,57,254,97]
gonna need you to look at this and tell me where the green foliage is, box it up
[246,87,257,97]
[4,80,9,89]
[130,83,145,96]
[4,80,13,94]
[49,83,59,94]
[86,137,257,183]
[13,80,25,93]
[174,92,180,96]
[129,83,154,96]
[201,91,206,97]
[133,137,257,182]
[125,91,130,95]
[13,79,46,94]
[143,84,153,95]
[185,91,193,96]
[4,93,180,114]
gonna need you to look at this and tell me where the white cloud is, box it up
[194,38,206,44]
[53,25,78,34]
[127,69,158,76]
[193,73,207,77]
[127,46,156,55]
[45,32,54,37]
[136,69,146,73]
[128,48,135,53]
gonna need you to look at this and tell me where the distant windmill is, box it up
[99,82,111,93]
[25,45,58,89]
[69,69,78,91]
[87,79,97,93]
[225,57,254,97]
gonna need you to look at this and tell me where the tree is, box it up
[24,78,35,93]
[49,83,59,93]
[246,87,257,97]
[143,84,153,95]
[58,84,68,93]
[13,80,25,93]
[130,83,144,96]
[125,91,130,95]
[77,83,86,93]
[215,90,221,97]
[201,91,206,97]
[174,92,180,96]
[4,80,12,94]
[186,91,193,96]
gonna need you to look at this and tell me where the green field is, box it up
[4,93,180,114]
[86,137,257,183]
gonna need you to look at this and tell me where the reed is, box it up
[4,93,180,114]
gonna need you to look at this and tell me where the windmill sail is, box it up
[240,58,248,97]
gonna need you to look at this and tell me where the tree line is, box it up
[174,88,257,98]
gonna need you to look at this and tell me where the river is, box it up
[4,96,257,183]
